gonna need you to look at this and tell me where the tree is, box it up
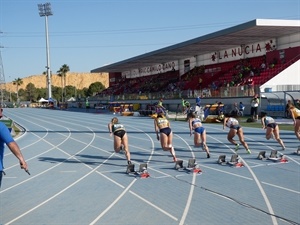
[13,78,23,103]
[57,64,70,102]
[25,83,36,102]
[87,82,105,96]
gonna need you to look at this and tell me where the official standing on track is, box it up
[0,108,28,188]
[223,114,251,154]
[108,117,132,165]
[250,94,259,121]
[187,112,210,158]
[154,113,177,162]
[260,112,285,150]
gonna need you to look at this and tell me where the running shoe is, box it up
[128,160,132,165]
[246,149,251,154]
[207,153,210,158]
[235,144,240,152]
[282,146,286,150]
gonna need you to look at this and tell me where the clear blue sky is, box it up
[0,0,299,82]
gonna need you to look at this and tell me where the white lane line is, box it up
[89,179,137,225]
[129,190,178,221]
[206,127,279,225]
[174,134,197,225]
[261,182,300,194]
[179,172,196,225]
[4,159,103,225]
[242,160,278,225]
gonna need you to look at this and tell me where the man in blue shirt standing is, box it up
[196,95,201,107]
[0,114,28,188]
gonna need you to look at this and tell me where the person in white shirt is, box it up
[250,94,259,120]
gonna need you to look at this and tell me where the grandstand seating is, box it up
[97,46,299,98]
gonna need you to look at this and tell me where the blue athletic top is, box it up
[0,122,14,171]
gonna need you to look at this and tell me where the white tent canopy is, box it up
[38,98,48,103]
[67,97,76,102]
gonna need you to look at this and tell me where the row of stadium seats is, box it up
[266,105,285,111]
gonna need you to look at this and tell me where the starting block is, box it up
[139,163,150,178]
[187,158,196,169]
[175,160,184,170]
[217,155,227,165]
[175,159,202,173]
[257,151,267,160]
[228,154,244,167]
[268,150,280,161]
[267,150,288,163]
[218,154,243,167]
[126,163,135,174]
[228,154,238,165]
[126,163,150,178]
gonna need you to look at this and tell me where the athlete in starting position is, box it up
[288,104,300,143]
[223,114,251,154]
[187,112,210,158]
[154,113,177,162]
[108,117,132,165]
[260,112,285,150]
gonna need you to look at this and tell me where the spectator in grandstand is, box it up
[287,104,300,142]
[211,82,217,91]
[260,61,266,71]
[223,114,251,154]
[198,77,203,89]
[154,113,177,162]
[247,77,255,96]
[187,112,210,158]
[181,98,191,114]
[250,94,259,120]
[260,112,285,150]
[108,117,132,165]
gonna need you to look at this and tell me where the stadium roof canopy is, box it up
[91,19,300,73]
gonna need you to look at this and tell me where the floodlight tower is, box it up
[38,2,53,99]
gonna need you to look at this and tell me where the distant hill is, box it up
[5,72,109,92]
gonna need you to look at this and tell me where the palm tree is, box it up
[57,64,70,102]
[13,77,23,104]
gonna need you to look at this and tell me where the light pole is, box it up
[38,2,53,99]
